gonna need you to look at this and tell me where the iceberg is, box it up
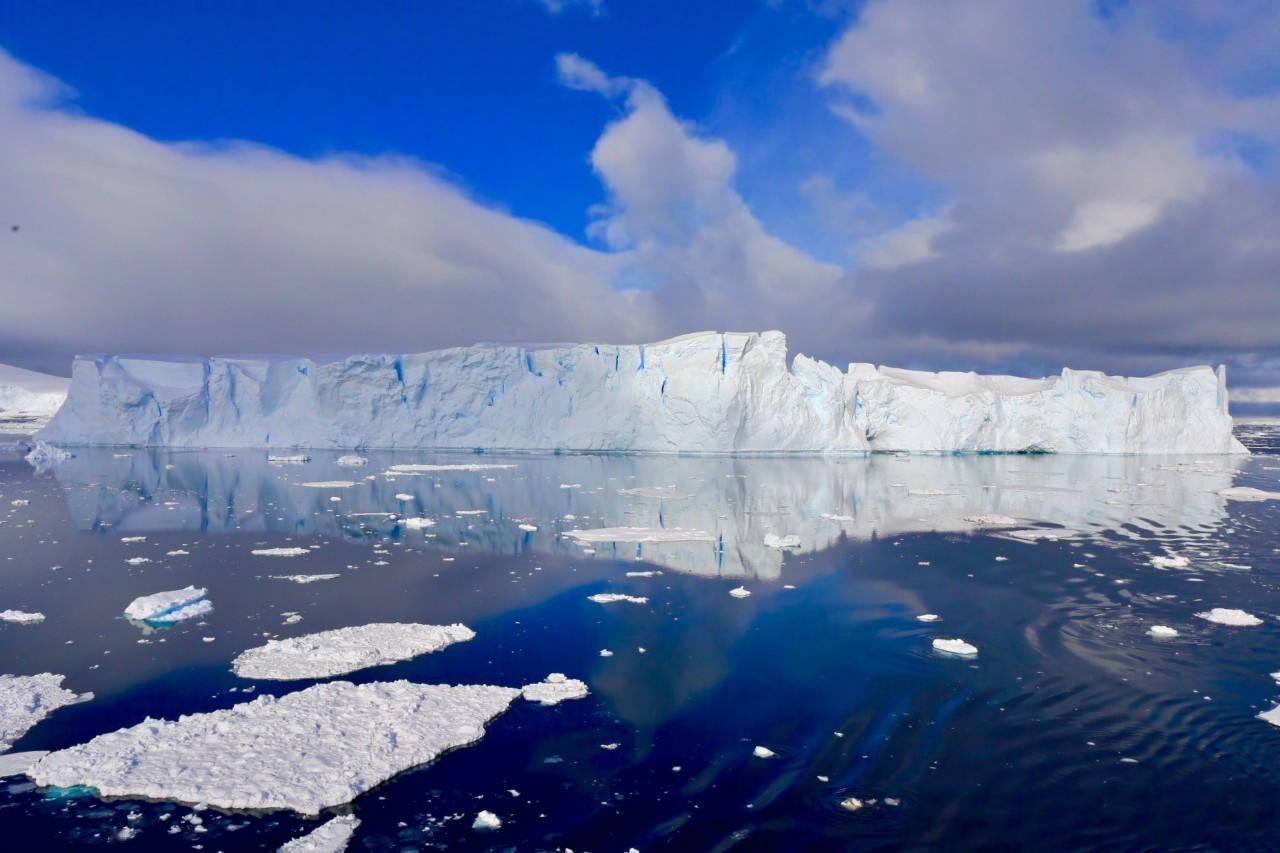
[123,586,212,624]
[231,622,475,680]
[28,680,523,813]
[37,332,1245,454]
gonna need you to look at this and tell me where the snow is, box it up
[473,810,502,830]
[1219,486,1280,501]
[1,673,90,751]
[565,527,715,544]
[1148,625,1178,638]
[123,586,212,624]
[763,533,800,549]
[231,623,475,680]
[279,815,360,853]
[520,673,589,706]
[36,332,1247,454]
[1196,608,1263,626]
[252,547,311,557]
[0,750,48,778]
[0,609,45,624]
[587,593,648,605]
[933,638,979,657]
[29,680,524,814]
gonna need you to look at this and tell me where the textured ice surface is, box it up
[0,750,47,778]
[0,609,44,624]
[28,680,522,814]
[1260,704,1280,728]
[566,527,715,544]
[0,673,89,751]
[123,586,211,624]
[232,623,475,680]
[269,574,340,584]
[520,673,589,706]
[763,533,801,549]
[38,332,1246,454]
[1196,608,1262,626]
[279,815,360,853]
[1219,486,1280,501]
[933,638,979,656]
[587,593,649,605]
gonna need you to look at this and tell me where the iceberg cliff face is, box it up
[38,331,1245,454]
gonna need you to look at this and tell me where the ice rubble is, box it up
[231,623,475,680]
[37,331,1245,454]
[1,673,90,751]
[123,586,212,624]
[28,680,523,814]
[279,815,360,853]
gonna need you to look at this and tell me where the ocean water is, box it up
[1,429,1279,850]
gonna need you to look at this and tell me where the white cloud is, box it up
[857,211,953,270]
[539,0,604,17]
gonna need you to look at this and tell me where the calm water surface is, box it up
[2,428,1280,850]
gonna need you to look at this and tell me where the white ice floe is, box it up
[29,680,525,814]
[752,745,776,759]
[231,623,475,681]
[252,547,312,557]
[587,593,649,605]
[394,493,414,501]
[123,586,211,624]
[564,527,714,544]
[932,638,979,657]
[472,810,502,831]
[0,749,48,778]
[520,673,589,706]
[400,517,435,529]
[279,815,360,853]
[0,610,45,624]
[1259,704,1280,728]
[916,614,940,623]
[298,481,357,489]
[1148,625,1179,638]
[763,533,801,549]
[269,574,341,585]
[1,673,91,751]
[729,586,751,599]
[386,463,516,473]
[839,797,865,812]
[1219,486,1280,501]
[124,557,150,565]
[517,523,538,532]
[1151,554,1191,569]
[1196,608,1263,626]
[335,455,367,467]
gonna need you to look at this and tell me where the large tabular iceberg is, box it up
[38,331,1245,454]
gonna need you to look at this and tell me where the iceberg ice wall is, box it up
[38,331,1245,454]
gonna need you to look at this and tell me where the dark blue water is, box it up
[1,429,1279,850]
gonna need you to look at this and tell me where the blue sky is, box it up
[1,0,1278,399]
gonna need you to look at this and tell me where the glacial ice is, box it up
[1,673,90,751]
[28,680,524,813]
[279,815,360,853]
[123,586,212,624]
[36,331,1246,454]
[231,623,475,680]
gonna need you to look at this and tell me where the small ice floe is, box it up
[166,549,189,556]
[455,510,487,516]
[0,749,48,778]
[268,454,311,464]
[28,680,526,814]
[625,571,660,578]
[282,612,303,625]
[517,523,538,532]
[335,455,368,467]
[232,623,475,681]
[386,463,516,474]
[1148,625,1179,638]
[279,814,360,853]
[400,517,435,530]
[9,499,28,507]
[124,586,211,625]
[763,533,801,549]
[252,547,311,558]
[964,514,1018,526]
[839,797,864,813]
[916,614,940,623]
[120,536,147,543]
[587,593,648,605]
[472,810,502,831]
[996,528,1076,543]
[752,745,777,759]
[1219,486,1280,501]
[269,574,341,585]
[521,673,589,706]
[124,557,151,565]
[599,649,614,657]
[729,586,751,599]
[565,527,714,544]
[1,673,92,751]
[0,609,44,624]
[298,481,358,489]
[1196,608,1263,627]
[932,638,979,657]
[1151,554,1190,569]
[1260,704,1280,728]
[394,493,414,501]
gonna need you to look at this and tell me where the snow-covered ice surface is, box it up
[37,332,1246,454]
[28,680,523,814]
[520,673,589,706]
[0,750,47,778]
[0,363,68,434]
[587,593,649,605]
[279,815,360,853]
[932,638,979,657]
[0,674,89,751]
[123,586,212,624]
[231,623,475,680]
[0,609,44,624]
[1195,608,1263,626]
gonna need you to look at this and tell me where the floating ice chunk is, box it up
[278,815,360,853]
[1259,704,1280,728]
[473,810,501,831]
[268,454,310,464]
[30,680,524,813]
[839,797,865,812]
[820,513,855,522]
[626,571,660,578]
[729,586,751,599]
[1148,625,1179,638]
[0,749,48,778]
[916,614,940,623]
[752,745,776,759]
[1,673,91,751]
[932,638,979,657]
[335,455,367,467]
[386,463,516,474]
[1151,554,1191,569]
[599,649,614,657]
[1196,608,1263,626]
[125,557,151,565]
[400,517,436,529]
[394,493,414,501]
[0,610,44,624]
[120,535,146,543]
[1218,486,1280,501]
[517,523,538,532]
[964,514,1019,526]
[123,586,211,624]
[167,549,189,556]
[565,527,714,544]
[763,533,801,549]
[269,574,340,585]
[587,593,648,605]
[231,623,475,681]
[298,481,357,489]
[521,673,589,706]
[24,440,72,467]
[252,547,311,557]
